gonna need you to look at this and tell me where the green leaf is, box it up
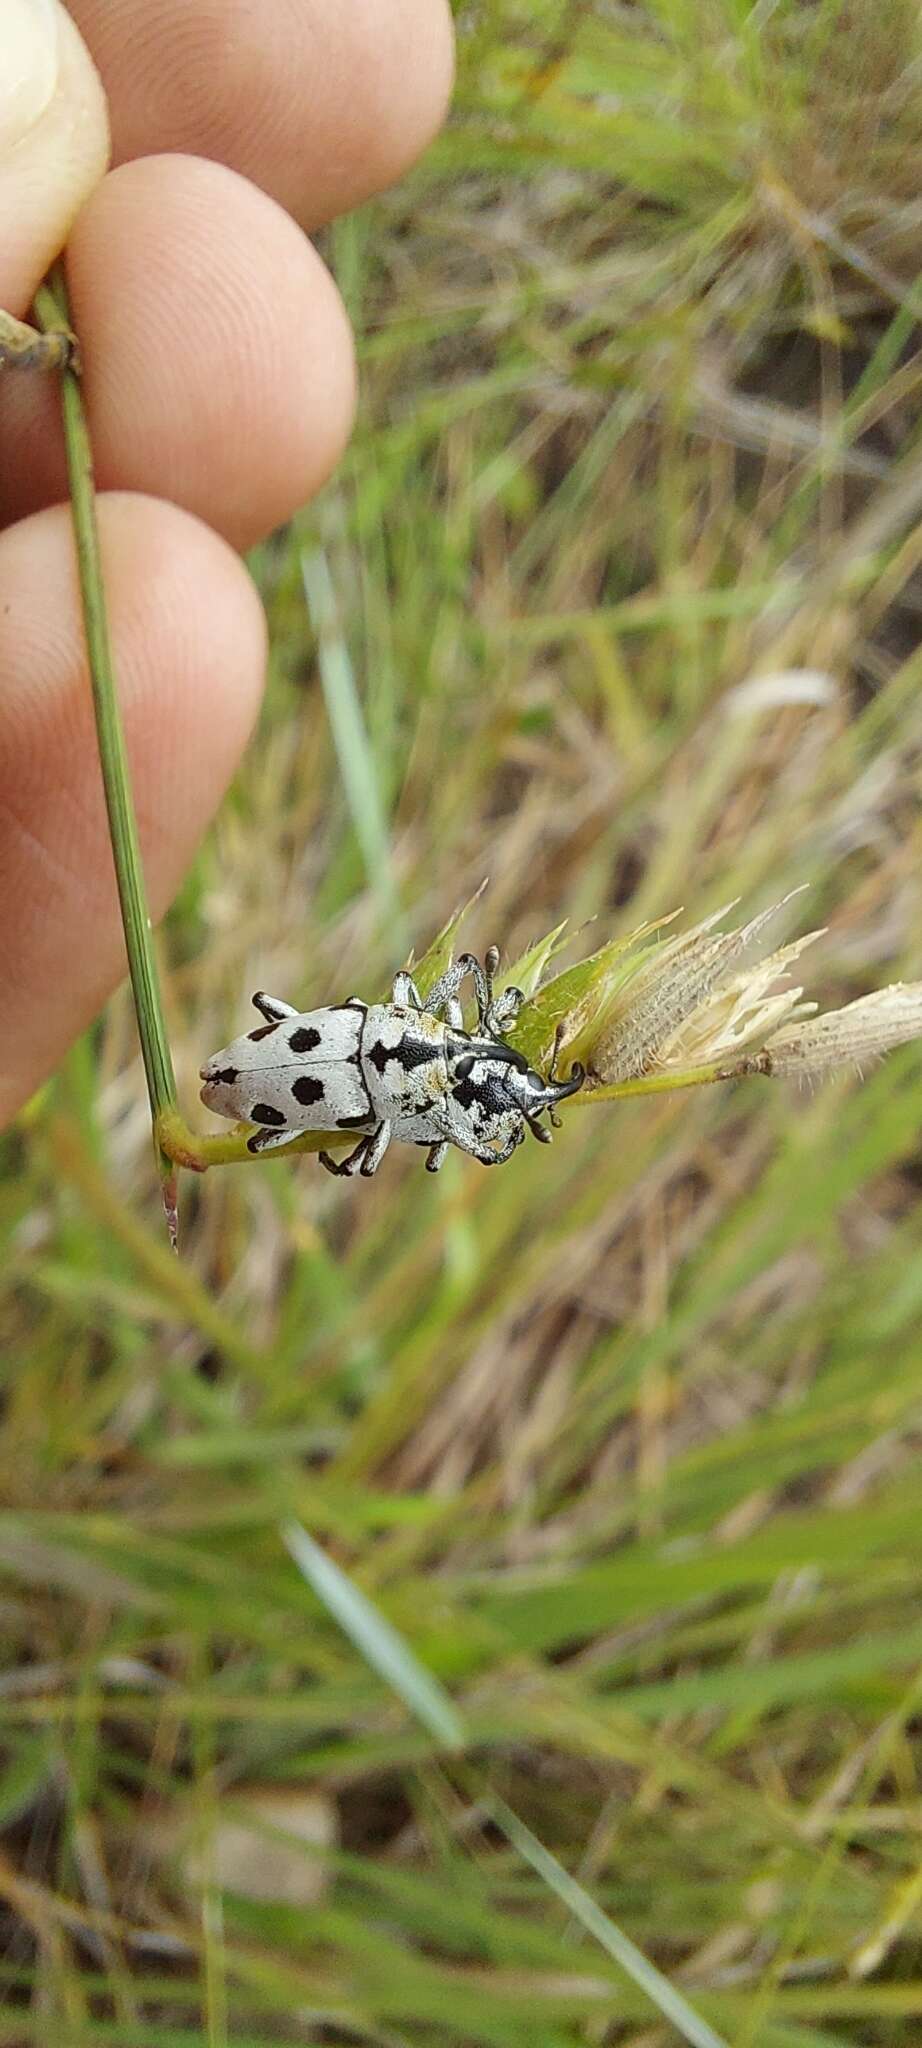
[506,914,679,1067]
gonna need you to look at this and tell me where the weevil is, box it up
[199,947,585,1176]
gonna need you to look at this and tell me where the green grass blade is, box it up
[489,1795,729,2048]
[280,1519,465,1751]
[301,544,406,953]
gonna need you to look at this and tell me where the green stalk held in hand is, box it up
[13,280,922,1244]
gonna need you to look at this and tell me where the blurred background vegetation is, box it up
[4,0,922,2040]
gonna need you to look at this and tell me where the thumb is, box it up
[0,0,109,313]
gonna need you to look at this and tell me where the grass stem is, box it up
[32,268,182,1234]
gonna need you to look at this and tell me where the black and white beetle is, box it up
[200,947,585,1176]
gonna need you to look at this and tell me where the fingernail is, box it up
[0,0,59,153]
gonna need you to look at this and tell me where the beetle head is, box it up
[449,1036,585,1148]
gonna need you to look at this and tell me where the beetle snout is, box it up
[199,1074,225,1112]
[199,1053,242,1118]
[507,1059,585,1113]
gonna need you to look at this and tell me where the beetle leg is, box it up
[460,952,494,1028]
[359,1122,392,1177]
[487,983,525,1033]
[467,944,499,1028]
[423,957,464,1002]
[0,308,81,373]
[319,1136,373,1177]
[246,1124,298,1154]
[456,947,523,1039]
[425,1142,449,1173]
[443,996,464,1031]
[252,991,299,1023]
[422,952,486,1022]
[475,1124,525,1168]
[391,971,424,1010]
[412,948,520,1039]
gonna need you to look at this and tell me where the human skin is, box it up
[0,0,454,1123]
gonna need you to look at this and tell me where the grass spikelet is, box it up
[761,982,922,1079]
[587,895,810,1083]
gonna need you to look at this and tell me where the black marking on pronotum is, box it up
[210,1066,240,1085]
[337,1110,373,1129]
[289,1025,322,1054]
[248,1022,280,1042]
[291,1074,325,1107]
[250,1101,287,1126]
[366,1036,438,1077]
[451,1071,509,1118]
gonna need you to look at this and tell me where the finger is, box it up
[0,153,356,549]
[0,0,108,312]
[66,0,454,227]
[0,492,266,1124]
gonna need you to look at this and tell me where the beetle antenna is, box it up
[483,944,499,1029]
[546,1026,565,1123]
[452,1040,529,1079]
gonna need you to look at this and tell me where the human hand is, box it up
[0,0,453,1123]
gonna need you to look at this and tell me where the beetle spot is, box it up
[248,1022,280,1042]
[250,1101,287,1126]
[289,1026,322,1053]
[211,1066,240,1085]
[291,1074,325,1106]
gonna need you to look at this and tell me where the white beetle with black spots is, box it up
[199,948,585,1176]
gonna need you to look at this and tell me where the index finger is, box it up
[64,0,455,229]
